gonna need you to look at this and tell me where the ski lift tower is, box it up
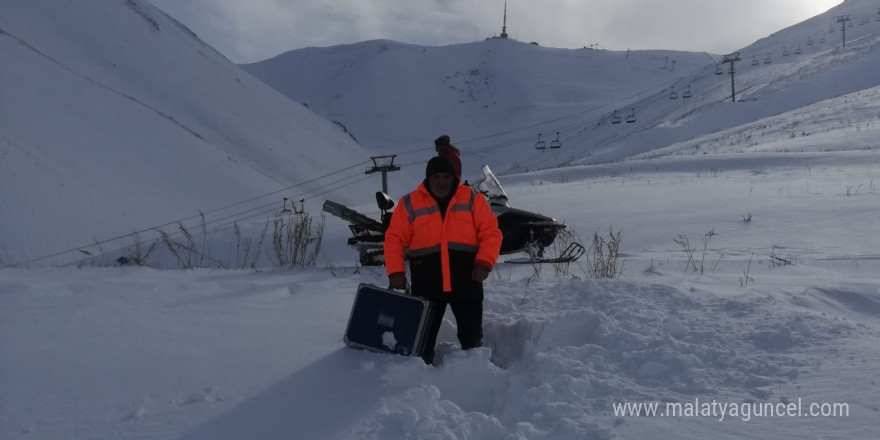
[365,155,400,194]
[722,52,741,102]
[837,15,851,47]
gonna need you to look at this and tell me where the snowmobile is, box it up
[322,165,583,266]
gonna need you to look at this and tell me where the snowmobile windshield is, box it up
[477,165,510,207]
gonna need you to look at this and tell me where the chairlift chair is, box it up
[625,108,636,123]
[819,35,826,43]
[534,133,546,150]
[611,110,622,124]
[807,37,814,46]
[782,47,790,56]
[668,87,679,100]
[549,132,562,149]
[794,45,802,55]
[714,64,723,75]
[751,55,759,66]
[682,85,692,99]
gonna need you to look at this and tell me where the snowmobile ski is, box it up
[504,242,585,264]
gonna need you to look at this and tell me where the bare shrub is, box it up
[159,228,190,269]
[227,221,266,270]
[129,231,158,266]
[157,222,223,269]
[674,230,716,274]
[586,227,622,278]
[740,253,755,286]
[271,208,324,268]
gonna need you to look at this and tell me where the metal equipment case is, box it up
[343,283,433,357]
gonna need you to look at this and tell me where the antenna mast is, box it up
[500,1,508,38]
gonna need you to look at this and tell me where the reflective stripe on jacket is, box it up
[384,182,502,293]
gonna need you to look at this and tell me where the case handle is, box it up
[387,281,411,294]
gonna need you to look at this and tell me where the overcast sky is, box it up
[147,0,844,64]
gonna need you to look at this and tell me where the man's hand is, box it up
[471,264,490,283]
[388,272,407,290]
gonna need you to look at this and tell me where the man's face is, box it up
[428,173,455,199]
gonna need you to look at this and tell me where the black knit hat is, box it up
[434,135,451,147]
[425,155,457,180]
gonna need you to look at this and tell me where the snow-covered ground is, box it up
[4,146,880,439]
[3,0,880,439]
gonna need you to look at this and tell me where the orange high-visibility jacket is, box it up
[384,183,502,292]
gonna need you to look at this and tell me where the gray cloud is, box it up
[148,0,843,63]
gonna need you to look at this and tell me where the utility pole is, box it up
[722,52,741,102]
[365,155,400,194]
[837,15,850,47]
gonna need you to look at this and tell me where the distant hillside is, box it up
[243,0,880,176]
[242,39,711,177]
[0,0,371,265]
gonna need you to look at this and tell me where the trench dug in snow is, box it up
[357,278,856,438]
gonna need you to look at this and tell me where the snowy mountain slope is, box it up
[242,39,712,175]
[242,1,880,176]
[633,85,880,159]
[555,0,880,168]
[0,0,372,266]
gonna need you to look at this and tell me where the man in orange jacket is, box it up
[384,155,502,365]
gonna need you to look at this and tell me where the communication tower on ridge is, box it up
[486,1,511,41]
[500,1,509,39]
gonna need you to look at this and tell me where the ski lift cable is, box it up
[166,157,373,229]
[458,102,611,146]
[451,66,696,156]
[12,158,374,266]
[197,171,373,231]
[163,168,373,234]
[359,106,600,160]
[64,172,379,268]
[463,97,651,155]
[467,111,605,155]
[172,172,377,243]
[464,124,579,155]
[454,71,692,152]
